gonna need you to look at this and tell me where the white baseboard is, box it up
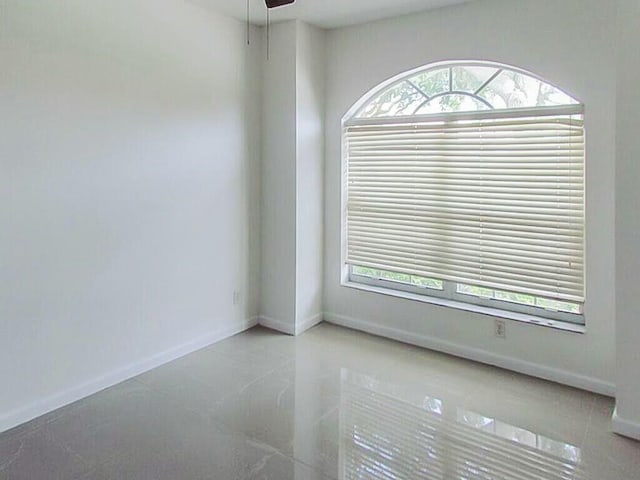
[296,313,323,335]
[259,315,295,335]
[612,407,640,440]
[0,317,258,435]
[258,313,324,336]
[324,312,615,397]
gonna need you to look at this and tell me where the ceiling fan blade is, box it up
[265,0,295,8]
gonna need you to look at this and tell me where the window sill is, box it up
[342,281,586,334]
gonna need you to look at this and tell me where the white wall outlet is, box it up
[233,290,241,306]
[495,319,506,339]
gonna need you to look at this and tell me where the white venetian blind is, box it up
[345,108,585,303]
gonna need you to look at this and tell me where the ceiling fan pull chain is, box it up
[263,0,295,59]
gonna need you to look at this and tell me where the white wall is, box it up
[324,0,617,393]
[260,20,325,335]
[295,22,325,332]
[614,0,640,439]
[260,21,297,330]
[1,0,626,436]
[0,0,262,432]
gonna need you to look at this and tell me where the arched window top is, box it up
[355,62,580,119]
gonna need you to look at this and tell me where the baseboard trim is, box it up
[324,312,615,397]
[612,407,640,440]
[259,316,295,335]
[296,313,323,335]
[0,317,258,435]
[258,313,323,336]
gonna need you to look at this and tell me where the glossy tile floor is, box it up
[1,324,639,479]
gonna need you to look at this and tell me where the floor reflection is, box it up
[339,370,583,480]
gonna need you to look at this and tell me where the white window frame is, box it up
[348,266,583,325]
[340,61,586,330]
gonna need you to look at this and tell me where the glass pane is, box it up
[478,70,578,109]
[457,284,494,298]
[408,68,450,97]
[359,65,579,118]
[494,290,536,306]
[536,297,582,314]
[415,94,490,114]
[351,266,442,290]
[380,270,411,283]
[352,266,381,277]
[535,81,579,107]
[452,66,498,93]
[358,81,424,118]
[457,282,582,315]
[411,275,444,290]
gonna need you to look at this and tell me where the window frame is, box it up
[340,61,586,329]
[348,265,584,325]
[351,61,580,120]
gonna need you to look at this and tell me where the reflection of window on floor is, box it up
[339,370,582,480]
[455,408,581,463]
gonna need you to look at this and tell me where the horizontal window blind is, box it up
[345,111,585,303]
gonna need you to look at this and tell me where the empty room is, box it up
[1,0,639,478]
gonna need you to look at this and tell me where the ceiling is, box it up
[190,0,475,29]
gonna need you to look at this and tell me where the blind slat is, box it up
[345,112,585,302]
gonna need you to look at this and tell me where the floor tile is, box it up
[0,429,91,480]
[246,453,333,480]
[581,399,640,480]
[210,366,341,455]
[43,380,184,467]
[289,409,340,480]
[136,352,271,415]
[76,421,285,480]
[1,323,638,480]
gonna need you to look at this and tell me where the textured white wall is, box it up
[324,0,616,391]
[0,0,262,430]
[260,21,298,330]
[295,21,325,331]
[614,0,640,437]
[260,20,325,334]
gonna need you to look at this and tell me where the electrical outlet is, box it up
[233,290,241,306]
[495,319,506,339]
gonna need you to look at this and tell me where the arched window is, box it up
[343,62,585,325]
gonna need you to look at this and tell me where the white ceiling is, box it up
[191,0,474,29]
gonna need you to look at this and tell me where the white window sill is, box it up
[342,281,586,334]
